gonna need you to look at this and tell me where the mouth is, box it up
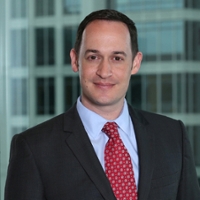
[94,82,115,89]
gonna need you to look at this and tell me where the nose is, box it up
[96,59,112,78]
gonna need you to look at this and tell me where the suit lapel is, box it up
[62,104,155,200]
[129,107,155,200]
[62,105,116,200]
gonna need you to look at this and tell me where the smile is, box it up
[94,82,115,89]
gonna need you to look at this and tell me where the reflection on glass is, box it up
[128,75,142,109]
[10,29,28,67]
[63,0,81,14]
[36,77,55,115]
[145,75,157,112]
[64,76,80,111]
[35,28,55,66]
[185,0,200,9]
[35,0,55,16]
[185,21,200,61]
[138,21,184,61]
[116,0,184,12]
[11,78,28,115]
[161,74,172,113]
[10,0,27,18]
[63,27,77,64]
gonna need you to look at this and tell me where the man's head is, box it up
[70,9,142,119]
[74,9,139,58]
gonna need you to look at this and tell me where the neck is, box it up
[80,98,124,120]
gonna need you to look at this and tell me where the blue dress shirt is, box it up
[76,97,139,188]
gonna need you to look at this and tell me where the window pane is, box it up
[63,0,81,14]
[49,77,55,114]
[10,0,18,18]
[193,22,200,61]
[145,75,157,112]
[128,75,142,109]
[176,73,183,113]
[194,74,200,112]
[10,0,27,18]
[64,77,73,110]
[63,27,77,64]
[36,78,45,114]
[10,29,28,67]
[35,28,55,66]
[11,78,28,115]
[10,30,18,67]
[36,29,45,65]
[48,28,55,65]
[36,78,55,115]
[35,0,55,16]
[161,74,172,112]
[64,76,79,110]
[138,21,184,62]
[185,0,200,9]
[48,0,55,15]
[21,0,27,17]
[185,73,200,113]
[185,21,200,61]
[116,0,184,12]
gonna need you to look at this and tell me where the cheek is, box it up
[80,76,89,89]
[81,69,96,83]
[120,74,132,89]
[117,69,132,81]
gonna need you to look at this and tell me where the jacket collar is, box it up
[63,104,116,200]
[128,106,155,200]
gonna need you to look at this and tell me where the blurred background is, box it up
[0,0,200,198]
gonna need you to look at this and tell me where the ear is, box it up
[70,48,79,72]
[131,52,143,75]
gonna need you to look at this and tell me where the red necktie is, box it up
[102,122,137,200]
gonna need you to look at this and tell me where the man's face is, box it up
[70,20,142,114]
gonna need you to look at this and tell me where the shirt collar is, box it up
[76,97,131,139]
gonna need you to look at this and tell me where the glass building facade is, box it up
[1,0,200,198]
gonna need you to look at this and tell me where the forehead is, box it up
[84,19,129,35]
[81,20,131,47]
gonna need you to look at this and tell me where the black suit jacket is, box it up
[5,104,200,200]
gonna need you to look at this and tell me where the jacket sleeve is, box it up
[177,120,200,199]
[4,134,46,200]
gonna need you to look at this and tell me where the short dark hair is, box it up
[74,9,139,58]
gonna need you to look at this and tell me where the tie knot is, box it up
[102,122,119,139]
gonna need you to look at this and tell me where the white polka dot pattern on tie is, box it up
[102,122,137,200]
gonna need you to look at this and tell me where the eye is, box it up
[113,56,123,61]
[88,55,98,60]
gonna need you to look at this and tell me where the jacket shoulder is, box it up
[128,105,184,135]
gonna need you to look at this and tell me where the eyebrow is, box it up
[84,49,99,55]
[84,49,127,57]
[113,51,127,57]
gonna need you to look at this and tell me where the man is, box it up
[5,9,200,200]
